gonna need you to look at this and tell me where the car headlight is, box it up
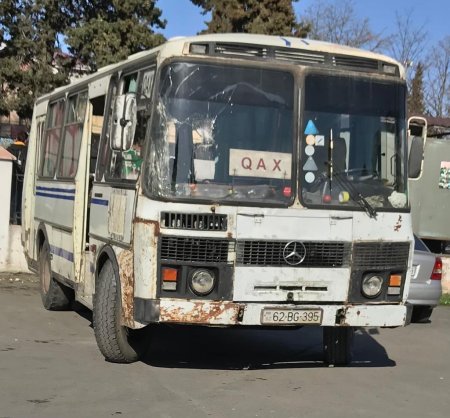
[190,269,215,296]
[361,274,384,298]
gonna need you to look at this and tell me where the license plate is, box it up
[261,308,322,325]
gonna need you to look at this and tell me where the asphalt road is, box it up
[1,274,449,418]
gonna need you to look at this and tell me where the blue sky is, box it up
[158,0,449,49]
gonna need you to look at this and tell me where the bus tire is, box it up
[323,326,354,366]
[93,259,142,363]
[39,242,73,310]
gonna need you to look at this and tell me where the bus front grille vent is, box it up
[236,241,351,267]
[160,236,234,264]
[215,43,268,58]
[161,212,227,231]
[352,242,410,269]
[274,49,325,65]
[332,55,380,71]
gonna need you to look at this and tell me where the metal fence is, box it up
[10,170,23,225]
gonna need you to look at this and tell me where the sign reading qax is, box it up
[229,149,292,179]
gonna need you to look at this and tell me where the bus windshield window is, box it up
[146,62,294,204]
[301,74,407,211]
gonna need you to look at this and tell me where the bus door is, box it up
[88,68,155,295]
[73,80,110,306]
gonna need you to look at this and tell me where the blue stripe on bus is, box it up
[36,186,76,194]
[91,198,109,206]
[50,245,74,262]
[36,192,75,201]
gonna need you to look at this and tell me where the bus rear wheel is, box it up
[323,326,354,366]
[93,259,146,363]
[39,242,73,310]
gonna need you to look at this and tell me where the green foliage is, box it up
[65,1,166,72]
[408,62,425,116]
[191,0,309,37]
[441,293,450,305]
[0,0,71,119]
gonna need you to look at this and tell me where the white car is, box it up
[408,236,442,322]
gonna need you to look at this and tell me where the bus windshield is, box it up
[301,74,408,212]
[145,62,294,204]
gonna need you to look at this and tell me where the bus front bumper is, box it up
[134,298,412,328]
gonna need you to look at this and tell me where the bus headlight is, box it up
[190,269,215,296]
[361,274,384,298]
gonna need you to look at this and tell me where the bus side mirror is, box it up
[407,116,427,179]
[111,93,137,151]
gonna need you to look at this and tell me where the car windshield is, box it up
[144,62,294,204]
[301,74,407,213]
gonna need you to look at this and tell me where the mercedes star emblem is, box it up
[282,241,306,265]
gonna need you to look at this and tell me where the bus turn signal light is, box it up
[161,267,178,291]
[389,274,402,287]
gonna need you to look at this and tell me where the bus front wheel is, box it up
[323,326,354,366]
[39,242,73,310]
[93,259,146,363]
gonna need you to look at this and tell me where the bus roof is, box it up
[36,33,405,104]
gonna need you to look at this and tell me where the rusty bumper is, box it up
[134,298,411,328]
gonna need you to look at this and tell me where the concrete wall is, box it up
[0,157,29,272]
[0,225,29,272]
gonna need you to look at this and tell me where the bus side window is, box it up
[90,95,106,175]
[58,91,88,178]
[40,100,65,178]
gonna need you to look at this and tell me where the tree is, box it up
[388,10,427,90]
[408,62,425,116]
[389,10,427,71]
[191,0,309,37]
[65,1,166,72]
[0,0,71,119]
[303,0,388,51]
[425,36,450,117]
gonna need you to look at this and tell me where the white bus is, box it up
[22,34,414,365]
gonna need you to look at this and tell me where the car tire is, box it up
[411,306,434,323]
[93,259,147,363]
[39,242,73,310]
[323,326,354,366]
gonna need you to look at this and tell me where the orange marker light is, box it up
[389,274,402,287]
[162,267,178,282]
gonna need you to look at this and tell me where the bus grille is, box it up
[236,241,351,267]
[352,242,410,269]
[160,236,233,264]
[161,212,227,231]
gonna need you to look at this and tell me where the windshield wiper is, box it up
[333,171,377,219]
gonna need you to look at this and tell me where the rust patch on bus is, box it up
[134,217,160,236]
[117,250,134,327]
[160,301,240,325]
[394,215,402,232]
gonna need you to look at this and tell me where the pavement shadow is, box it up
[140,324,396,370]
[72,305,396,370]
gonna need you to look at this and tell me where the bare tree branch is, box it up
[303,0,389,51]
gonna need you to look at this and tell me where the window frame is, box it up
[56,90,89,180]
[39,98,66,179]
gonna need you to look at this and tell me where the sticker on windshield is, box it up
[305,145,315,156]
[315,135,325,146]
[305,134,315,145]
[305,172,315,183]
[304,120,319,135]
[229,149,292,179]
[303,157,318,171]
